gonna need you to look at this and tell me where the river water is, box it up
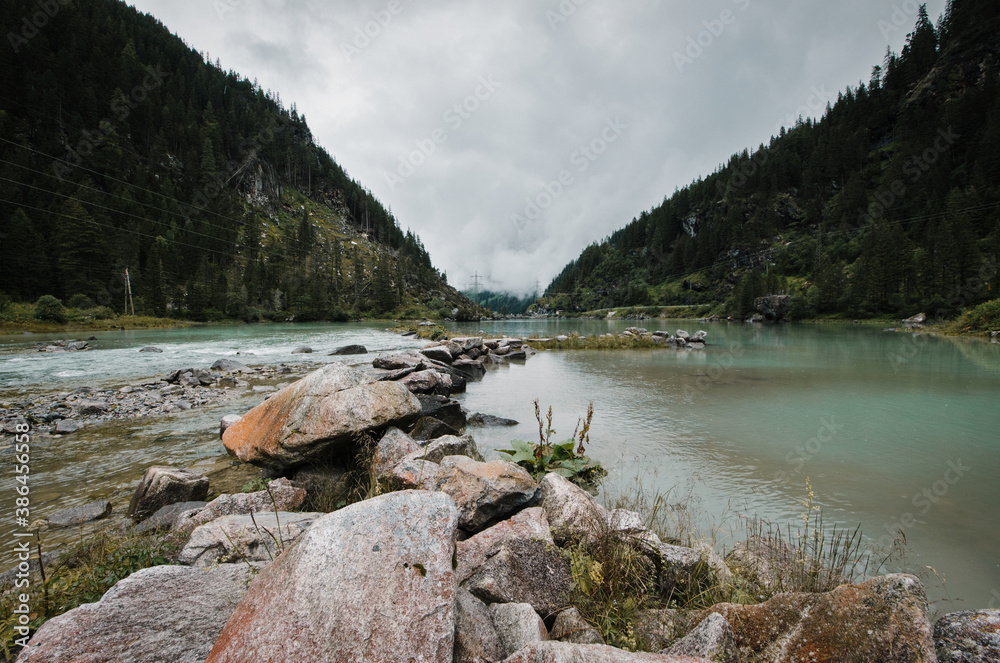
[1,320,998,614]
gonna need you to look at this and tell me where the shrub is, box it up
[33,295,67,323]
[0,291,11,313]
[66,293,95,309]
[954,298,1000,333]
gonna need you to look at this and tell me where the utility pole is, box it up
[533,279,541,298]
[124,268,135,316]
[468,271,482,301]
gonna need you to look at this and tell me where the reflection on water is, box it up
[1,319,998,613]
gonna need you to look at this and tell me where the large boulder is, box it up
[416,394,468,431]
[539,472,607,545]
[175,478,305,532]
[663,612,735,660]
[454,588,504,663]
[222,363,421,472]
[384,457,440,491]
[211,358,249,372]
[463,538,572,618]
[420,434,484,463]
[754,294,791,322]
[206,491,459,663]
[491,603,549,659]
[178,511,322,567]
[372,353,422,370]
[409,415,462,440]
[934,609,1000,662]
[501,641,709,662]
[399,369,452,396]
[127,466,209,522]
[456,507,552,583]
[330,344,367,355]
[420,345,454,363]
[435,456,540,532]
[15,564,256,663]
[372,427,421,479]
[550,608,605,645]
[701,573,935,662]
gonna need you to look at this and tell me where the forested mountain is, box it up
[463,290,538,317]
[0,0,474,321]
[543,0,1000,321]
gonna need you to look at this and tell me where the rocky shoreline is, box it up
[4,334,999,662]
[0,360,313,437]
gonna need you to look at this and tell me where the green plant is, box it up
[241,477,270,493]
[498,400,607,490]
[32,295,67,324]
[1,528,176,659]
[66,294,95,309]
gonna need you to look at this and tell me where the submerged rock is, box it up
[46,500,112,528]
[330,344,367,355]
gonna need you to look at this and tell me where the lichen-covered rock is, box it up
[550,608,605,645]
[178,511,321,567]
[222,363,421,473]
[127,466,209,522]
[463,538,572,618]
[456,507,552,583]
[15,565,256,663]
[701,573,936,662]
[385,457,440,490]
[539,472,607,545]
[399,369,452,396]
[373,353,422,370]
[455,588,504,663]
[373,426,421,479]
[500,641,710,662]
[491,603,549,659]
[635,609,683,652]
[435,456,540,532]
[663,612,735,660]
[420,345,455,363]
[934,609,1000,662]
[175,478,305,532]
[420,434,484,463]
[416,394,468,431]
[205,491,459,663]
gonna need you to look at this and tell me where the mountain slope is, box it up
[0,0,476,321]
[542,0,1000,321]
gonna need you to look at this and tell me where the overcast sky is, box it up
[129,0,946,294]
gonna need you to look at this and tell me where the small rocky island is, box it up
[6,334,999,662]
